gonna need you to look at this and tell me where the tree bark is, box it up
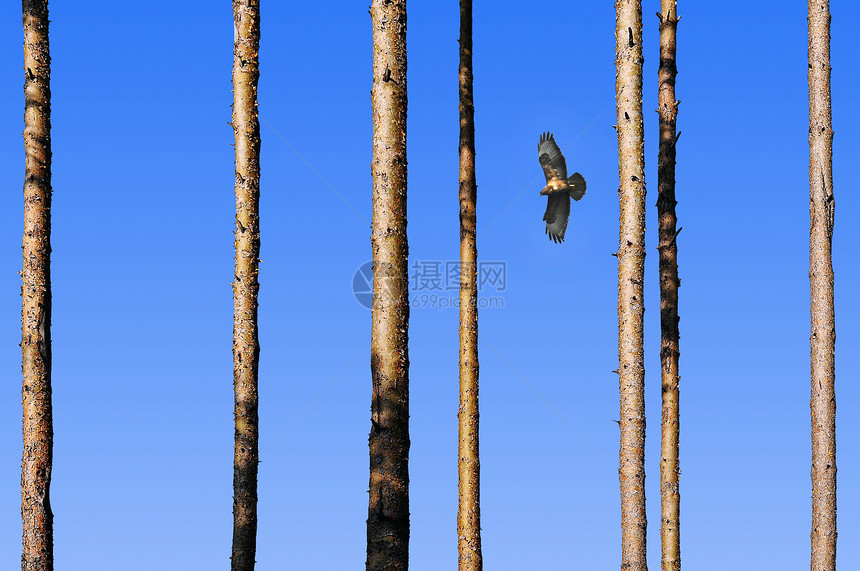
[367,1,410,570]
[231,2,261,570]
[657,3,680,570]
[614,1,647,570]
[808,2,836,570]
[21,2,53,570]
[457,1,481,569]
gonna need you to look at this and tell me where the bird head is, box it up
[539,186,549,196]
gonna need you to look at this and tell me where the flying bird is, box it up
[538,132,586,243]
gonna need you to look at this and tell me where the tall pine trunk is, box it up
[21,2,53,570]
[657,2,681,570]
[808,1,836,569]
[367,1,410,570]
[231,2,261,569]
[614,1,647,569]
[457,1,481,569]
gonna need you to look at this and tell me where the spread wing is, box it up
[543,192,571,243]
[538,132,567,183]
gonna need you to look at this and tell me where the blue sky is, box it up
[2,1,859,569]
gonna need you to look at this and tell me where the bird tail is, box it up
[568,173,586,201]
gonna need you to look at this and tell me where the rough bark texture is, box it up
[231,2,261,570]
[457,1,482,569]
[21,2,53,570]
[808,2,836,570]
[657,3,680,570]
[368,1,410,570]
[614,1,647,570]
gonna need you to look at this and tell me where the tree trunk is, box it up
[367,1,410,570]
[457,1,482,569]
[657,3,680,570]
[231,2,261,570]
[808,2,836,570]
[21,2,53,570]
[614,1,647,570]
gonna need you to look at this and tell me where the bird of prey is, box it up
[538,132,586,243]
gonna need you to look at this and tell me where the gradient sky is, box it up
[2,1,859,569]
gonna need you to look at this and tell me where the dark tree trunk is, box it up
[657,2,681,570]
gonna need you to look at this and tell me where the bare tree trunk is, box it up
[808,2,836,570]
[614,1,647,570]
[231,2,261,569]
[657,3,680,570]
[457,1,481,569]
[367,1,410,570]
[21,2,53,570]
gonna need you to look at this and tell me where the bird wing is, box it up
[543,192,571,243]
[538,132,568,183]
